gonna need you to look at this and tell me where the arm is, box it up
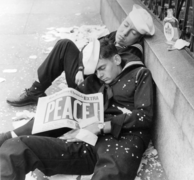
[109,68,154,139]
[75,50,85,85]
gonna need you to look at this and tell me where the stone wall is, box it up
[100,0,194,180]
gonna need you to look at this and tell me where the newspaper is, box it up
[32,88,104,137]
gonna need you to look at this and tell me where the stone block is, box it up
[153,89,194,180]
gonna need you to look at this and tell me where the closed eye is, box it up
[124,23,128,27]
[131,30,138,35]
[98,65,106,71]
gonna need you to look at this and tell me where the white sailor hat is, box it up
[128,4,155,36]
[82,38,100,75]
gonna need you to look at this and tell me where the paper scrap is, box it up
[49,174,78,180]
[56,27,74,33]
[168,39,190,51]
[79,117,98,128]
[29,55,37,59]
[3,69,17,73]
[47,27,55,30]
[117,106,132,114]
[174,39,190,49]
[43,47,53,54]
[0,77,6,82]
[80,175,93,180]
[42,25,109,46]
[44,37,56,42]
[12,110,35,121]
[76,129,98,146]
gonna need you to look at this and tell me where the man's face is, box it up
[95,56,121,84]
[116,16,141,46]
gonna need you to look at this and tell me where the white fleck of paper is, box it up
[117,106,132,114]
[3,69,17,73]
[25,172,37,180]
[47,27,55,30]
[43,47,53,54]
[12,110,35,121]
[44,37,56,42]
[0,77,6,82]
[76,129,98,146]
[49,174,78,180]
[29,55,37,59]
[80,174,93,180]
[75,13,81,16]
[56,27,73,33]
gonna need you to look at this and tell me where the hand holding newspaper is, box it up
[32,88,104,146]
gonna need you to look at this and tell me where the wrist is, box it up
[98,122,105,135]
[78,66,84,72]
[104,121,111,134]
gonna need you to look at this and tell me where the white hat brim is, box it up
[129,4,155,36]
[82,39,100,75]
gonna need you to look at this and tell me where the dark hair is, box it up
[99,38,118,59]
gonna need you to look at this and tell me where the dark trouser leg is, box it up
[13,118,70,138]
[38,39,80,89]
[6,39,80,107]
[0,136,96,180]
[92,134,148,180]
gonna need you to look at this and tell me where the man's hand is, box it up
[84,122,100,135]
[59,122,100,143]
[75,71,84,85]
[59,129,81,142]
[59,122,111,143]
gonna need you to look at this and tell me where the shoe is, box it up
[0,132,12,147]
[7,81,46,107]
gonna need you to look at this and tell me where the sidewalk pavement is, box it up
[0,0,102,133]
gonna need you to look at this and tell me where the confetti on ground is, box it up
[0,77,6,83]
[12,110,35,121]
[43,47,54,54]
[29,55,37,59]
[42,25,109,50]
[47,27,55,30]
[56,27,75,33]
[44,37,57,42]
[3,69,17,73]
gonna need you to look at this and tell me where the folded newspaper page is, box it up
[32,88,104,138]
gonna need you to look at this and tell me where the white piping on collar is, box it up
[131,44,143,54]
[122,61,144,71]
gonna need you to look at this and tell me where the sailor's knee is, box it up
[1,137,23,154]
[57,38,74,46]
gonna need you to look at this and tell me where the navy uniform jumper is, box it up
[0,32,153,180]
[0,61,154,180]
